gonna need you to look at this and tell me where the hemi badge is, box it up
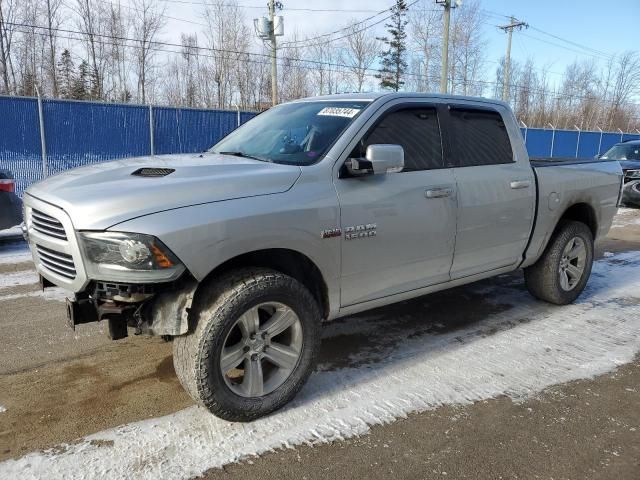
[320,228,342,239]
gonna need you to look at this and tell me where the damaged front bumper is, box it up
[61,278,197,340]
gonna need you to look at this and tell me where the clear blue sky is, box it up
[480,0,640,81]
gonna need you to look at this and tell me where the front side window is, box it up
[601,144,640,160]
[449,108,514,167]
[211,101,369,166]
[351,107,444,171]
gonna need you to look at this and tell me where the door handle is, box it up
[425,187,453,199]
[510,180,531,189]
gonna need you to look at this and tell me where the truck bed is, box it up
[522,158,622,268]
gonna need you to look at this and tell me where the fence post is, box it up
[520,120,528,143]
[236,104,241,127]
[574,125,581,158]
[597,127,603,156]
[547,123,556,157]
[618,128,624,143]
[149,104,155,156]
[35,86,48,177]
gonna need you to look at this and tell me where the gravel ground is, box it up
[0,210,639,478]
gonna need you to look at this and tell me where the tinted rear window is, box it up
[449,108,513,167]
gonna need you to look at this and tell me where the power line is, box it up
[279,1,426,49]
[520,32,612,61]
[8,21,640,109]
[480,7,615,61]
[278,5,392,48]
[155,0,383,13]
[92,0,208,27]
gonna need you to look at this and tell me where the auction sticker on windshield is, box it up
[317,107,361,118]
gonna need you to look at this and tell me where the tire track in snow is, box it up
[2,252,640,479]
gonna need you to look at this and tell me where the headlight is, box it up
[625,169,640,179]
[78,232,185,283]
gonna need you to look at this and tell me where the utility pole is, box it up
[255,2,283,107]
[499,16,527,102]
[436,0,461,94]
[268,0,278,106]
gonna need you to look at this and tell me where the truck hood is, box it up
[26,153,302,230]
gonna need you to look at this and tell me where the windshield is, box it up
[601,144,640,160]
[211,101,369,165]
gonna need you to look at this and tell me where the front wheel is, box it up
[524,220,594,305]
[173,268,322,422]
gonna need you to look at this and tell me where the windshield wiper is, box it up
[217,151,271,162]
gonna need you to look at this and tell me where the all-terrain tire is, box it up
[173,268,322,422]
[524,220,594,305]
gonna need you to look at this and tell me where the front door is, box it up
[335,105,458,306]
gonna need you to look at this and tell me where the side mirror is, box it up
[346,144,404,176]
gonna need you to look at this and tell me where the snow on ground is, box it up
[0,226,22,240]
[0,242,67,301]
[0,242,32,265]
[612,207,640,228]
[2,251,640,480]
[0,270,39,288]
[0,288,68,303]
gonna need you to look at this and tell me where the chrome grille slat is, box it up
[32,215,65,229]
[37,247,77,279]
[36,249,76,274]
[39,260,76,279]
[31,208,68,240]
[32,222,68,239]
[36,245,75,266]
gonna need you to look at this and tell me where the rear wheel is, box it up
[524,220,594,305]
[173,268,321,422]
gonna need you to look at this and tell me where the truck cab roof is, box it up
[289,92,511,109]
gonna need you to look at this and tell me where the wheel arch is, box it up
[195,248,330,320]
[557,202,597,238]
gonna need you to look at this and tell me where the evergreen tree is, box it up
[19,72,37,97]
[376,0,408,91]
[57,49,75,99]
[71,60,90,100]
[89,66,101,100]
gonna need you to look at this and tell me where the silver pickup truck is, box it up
[22,93,622,421]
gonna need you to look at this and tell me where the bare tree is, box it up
[0,0,19,94]
[604,51,640,129]
[342,21,379,92]
[449,0,485,96]
[408,6,441,92]
[105,0,132,102]
[43,0,62,97]
[131,0,166,103]
[75,0,106,98]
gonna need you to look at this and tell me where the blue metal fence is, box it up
[0,96,257,195]
[1,95,639,196]
[521,126,640,159]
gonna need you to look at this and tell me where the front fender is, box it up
[110,175,341,316]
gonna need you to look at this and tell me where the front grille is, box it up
[36,244,77,279]
[31,209,67,240]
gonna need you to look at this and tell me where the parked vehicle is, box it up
[0,170,22,231]
[600,139,640,207]
[22,93,622,421]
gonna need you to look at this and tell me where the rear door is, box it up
[335,102,458,306]
[444,105,536,279]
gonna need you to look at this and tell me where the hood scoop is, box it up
[132,167,175,178]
